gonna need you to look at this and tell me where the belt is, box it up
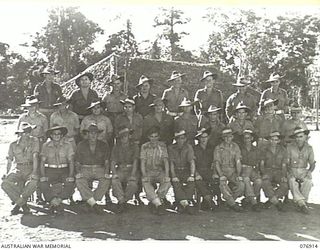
[45,164,68,169]
[242,164,255,168]
[275,110,284,114]
[81,164,103,168]
[16,162,33,166]
[118,164,133,168]
[258,137,267,141]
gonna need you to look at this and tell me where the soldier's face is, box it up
[270,136,280,146]
[236,109,247,120]
[140,82,151,94]
[79,76,91,88]
[205,77,215,88]
[271,80,280,88]
[265,104,275,114]
[124,104,134,114]
[173,77,182,87]
[243,134,253,143]
[112,80,123,92]
[120,133,129,144]
[51,130,63,142]
[223,134,233,143]
[88,131,98,142]
[295,132,307,145]
[291,111,300,120]
[44,73,55,82]
[92,105,102,115]
[155,103,164,113]
[27,105,37,113]
[148,132,159,144]
[199,133,208,145]
[176,135,187,146]
[209,112,218,121]
[182,106,192,113]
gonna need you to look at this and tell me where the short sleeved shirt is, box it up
[34,82,62,109]
[8,136,40,163]
[114,113,143,142]
[161,87,189,113]
[75,140,110,165]
[174,114,199,143]
[259,88,289,112]
[50,110,80,138]
[193,144,213,175]
[41,140,74,165]
[168,143,195,171]
[140,141,168,172]
[261,145,287,170]
[18,112,48,138]
[226,91,258,119]
[241,145,260,167]
[286,142,315,169]
[254,114,283,138]
[111,142,139,166]
[214,142,241,169]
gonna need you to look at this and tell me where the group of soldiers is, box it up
[1,66,316,216]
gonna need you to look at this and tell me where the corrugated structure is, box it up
[61,55,261,100]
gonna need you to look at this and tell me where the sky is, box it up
[1,1,320,59]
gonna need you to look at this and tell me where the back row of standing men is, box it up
[2,66,315,216]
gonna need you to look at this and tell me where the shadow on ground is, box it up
[16,202,320,241]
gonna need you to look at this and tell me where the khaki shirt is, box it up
[8,136,40,164]
[194,87,224,111]
[161,86,189,113]
[261,145,287,170]
[174,114,199,143]
[50,110,80,138]
[281,119,307,142]
[259,87,289,112]
[114,112,143,142]
[214,142,241,169]
[287,142,315,169]
[254,114,283,138]
[81,114,113,143]
[225,91,258,119]
[168,143,195,171]
[102,91,127,113]
[18,111,48,139]
[41,140,74,165]
[140,141,168,172]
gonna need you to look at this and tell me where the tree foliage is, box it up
[31,6,103,78]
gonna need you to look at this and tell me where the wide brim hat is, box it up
[266,73,284,83]
[40,67,60,76]
[167,71,186,82]
[242,129,258,142]
[290,127,310,138]
[75,72,94,86]
[262,98,279,108]
[120,98,135,105]
[53,96,70,107]
[232,77,251,87]
[178,98,196,108]
[117,127,134,138]
[232,102,251,115]
[205,105,222,114]
[86,100,106,110]
[136,75,153,88]
[149,98,164,107]
[15,122,37,134]
[21,96,41,107]
[195,127,211,138]
[220,127,235,137]
[290,105,302,113]
[46,125,68,138]
[107,74,125,85]
[265,131,284,140]
[200,70,218,81]
[82,123,103,134]
[174,130,187,139]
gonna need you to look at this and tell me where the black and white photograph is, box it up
[0,0,320,245]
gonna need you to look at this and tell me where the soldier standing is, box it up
[162,71,189,116]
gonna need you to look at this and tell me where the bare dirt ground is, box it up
[0,119,320,241]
